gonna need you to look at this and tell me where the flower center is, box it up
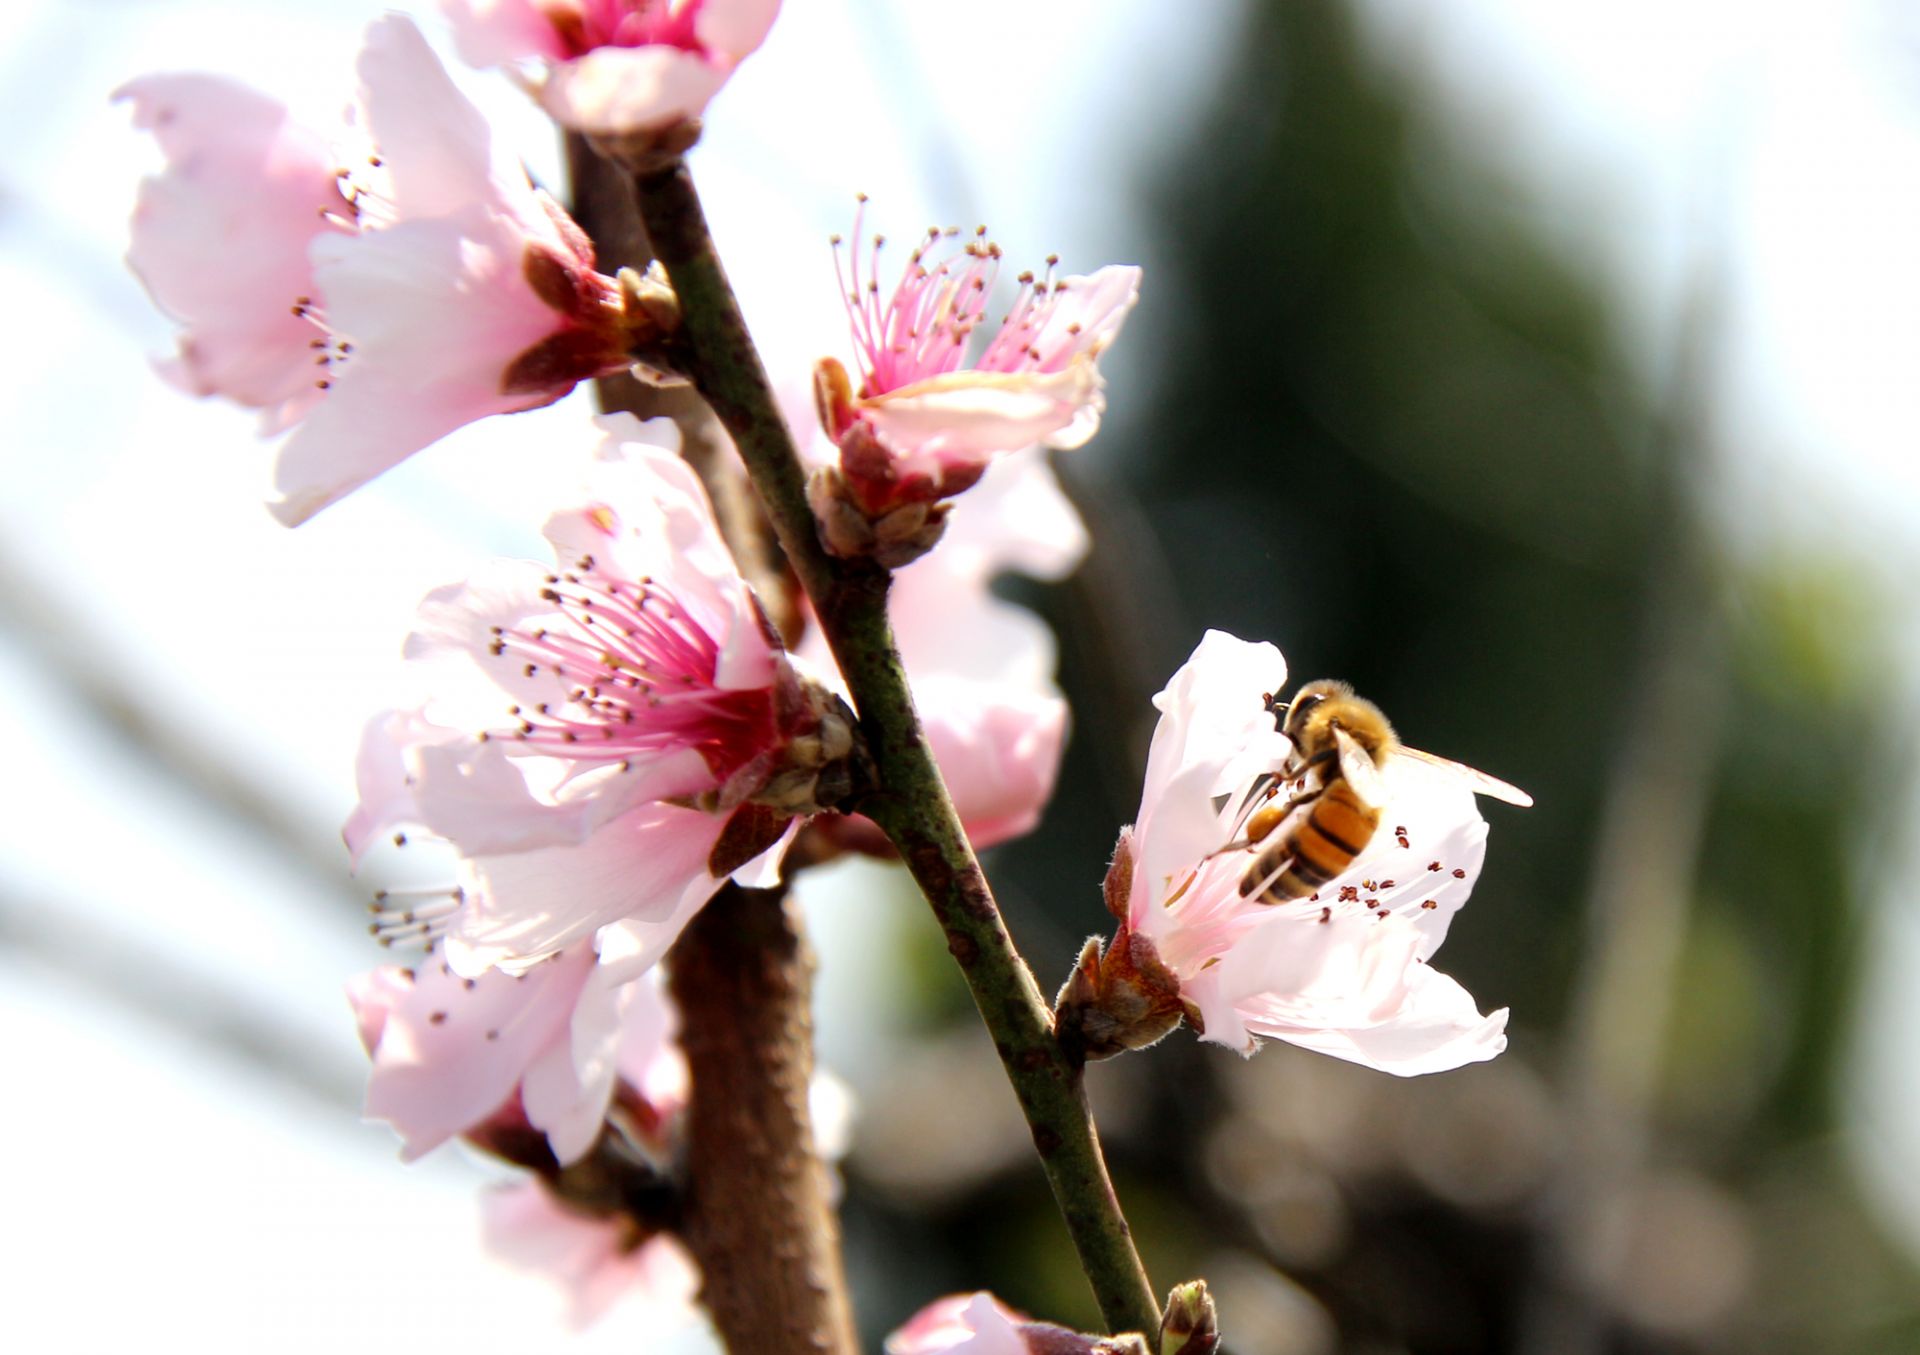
[543,0,707,58]
[483,559,775,783]
[831,200,1081,398]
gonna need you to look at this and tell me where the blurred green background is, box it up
[828,4,1916,1352]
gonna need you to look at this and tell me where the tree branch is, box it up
[667,884,859,1354]
[625,152,1161,1339]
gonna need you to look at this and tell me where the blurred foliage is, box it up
[840,2,1917,1353]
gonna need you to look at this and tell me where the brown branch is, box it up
[666,883,858,1354]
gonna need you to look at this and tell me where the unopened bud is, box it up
[1159,1280,1219,1355]
[809,465,877,558]
[745,679,868,816]
[617,264,690,387]
[871,500,950,568]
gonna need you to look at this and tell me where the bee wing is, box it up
[1333,726,1390,810]
[1391,745,1534,807]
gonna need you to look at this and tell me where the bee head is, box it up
[1280,679,1396,766]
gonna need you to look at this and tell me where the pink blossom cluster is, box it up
[114,0,1528,1340]
[120,16,658,525]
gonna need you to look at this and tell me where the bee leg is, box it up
[1240,852,1297,902]
[1210,785,1326,859]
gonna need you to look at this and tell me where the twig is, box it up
[625,152,1161,1339]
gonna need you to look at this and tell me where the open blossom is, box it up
[441,0,779,136]
[120,16,656,525]
[813,205,1141,508]
[484,1183,701,1329]
[351,938,699,1327]
[799,448,1083,850]
[1121,630,1509,1075]
[487,1072,855,1329]
[346,415,852,974]
[889,1293,1138,1355]
[347,925,682,1165]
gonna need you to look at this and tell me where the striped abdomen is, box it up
[1240,776,1381,903]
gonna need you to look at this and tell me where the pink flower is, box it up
[484,1183,701,1329]
[815,205,1141,506]
[890,1294,1032,1355]
[120,16,644,525]
[346,926,683,1165]
[1123,630,1509,1075]
[889,1293,1127,1355]
[346,416,847,973]
[441,0,780,135]
[799,449,1083,849]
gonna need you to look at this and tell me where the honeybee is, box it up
[1235,679,1531,905]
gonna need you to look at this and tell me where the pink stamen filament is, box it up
[552,0,707,57]
[485,569,773,778]
[835,200,1014,397]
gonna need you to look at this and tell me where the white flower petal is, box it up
[357,15,549,231]
[860,364,1095,468]
[353,945,595,1161]
[692,0,782,58]
[449,803,726,970]
[439,0,571,67]
[540,46,729,134]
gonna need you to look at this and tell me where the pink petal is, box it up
[541,431,777,690]
[1270,972,1509,1075]
[356,14,546,229]
[520,952,639,1163]
[117,74,351,421]
[482,1184,700,1329]
[449,802,728,970]
[917,675,1067,850]
[344,708,447,865]
[353,943,595,1160]
[887,1293,1031,1355]
[539,47,729,134]
[439,0,573,66]
[271,212,561,524]
[860,365,1096,475]
[344,966,413,1054]
[930,449,1089,586]
[1197,896,1507,1074]
[1033,266,1141,364]
[691,0,782,59]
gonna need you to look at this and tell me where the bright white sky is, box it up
[4,0,1920,1346]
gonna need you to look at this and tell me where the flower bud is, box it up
[805,458,952,569]
[1159,1280,1219,1355]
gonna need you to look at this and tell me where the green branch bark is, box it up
[625,153,1161,1340]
